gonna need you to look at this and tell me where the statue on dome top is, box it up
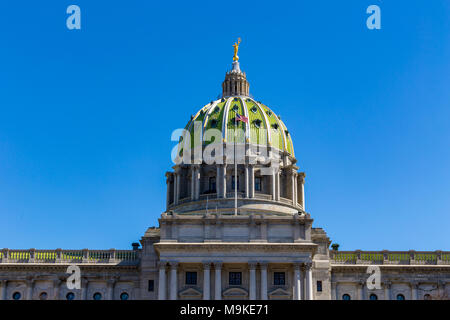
[233,37,241,61]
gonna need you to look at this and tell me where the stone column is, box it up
[173,173,178,205]
[304,263,313,300]
[191,167,196,200]
[203,263,211,300]
[195,166,201,200]
[384,281,391,300]
[107,279,116,300]
[275,170,281,201]
[81,278,88,300]
[249,262,257,300]
[293,263,302,300]
[176,173,181,203]
[244,165,250,198]
[293,173,298,206]
[214,262,222,300]
[221,165,227,198]
[249,165,255,198]
[357,280,365,300]
[169,262,178,300]
[411,282,418,300]
[1,280,7,300]
[331,281,337,300]
[166,174,171,209]
[270,169,276,200]
[158,262,167,300]
[26,279,34,300]
[260,263,268,300]
[53,279,61,300]
[216,166,222,198]
[298,172,305,210]
[290,171,297,206]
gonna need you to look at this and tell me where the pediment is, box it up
[222,287,248,297]
[179,287,202,297]
[268,287,291,298]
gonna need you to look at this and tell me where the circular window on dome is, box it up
[93,292,102,300]
[342,294,351,300]
[214,106,220,113]
[120,292,129,300]
[250,106,257,113]
[369,294,378,300]
[396,294,405,300]
[253,119,262,128]
[39,292,48,300]
[66,292,75,300]
[232,105,239,112]
[210,119,218,128]
[284,130,289,136]
[266,110,272,116]
[271,123,279,130]
[12,292,21,300]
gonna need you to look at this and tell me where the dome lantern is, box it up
[222,38,250,97]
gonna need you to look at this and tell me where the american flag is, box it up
[235,113,248,123]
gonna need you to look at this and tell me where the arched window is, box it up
[369,294,378,300]
[255,177,262,191]
[232,175,239,190]
[12,292,21,300]
[424,294,431,300]
[93,292,102,300]
[209,176,216,193]
[39,292,48,300]
[66,292,75,300]
[342,294,351,300]
[120,292,129,300]
[396,294,405,300]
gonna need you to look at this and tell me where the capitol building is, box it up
[1,44,449,301]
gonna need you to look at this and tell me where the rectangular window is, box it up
[148,280,154,292]
[274,272,285,285]
[232,176,240,190]
[255,177,261,191]
[209,177,216,193]
[317,280,322,292]
[186,272,197,285]
[229,272,242,286]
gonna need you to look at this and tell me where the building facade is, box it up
[1,53,449,301]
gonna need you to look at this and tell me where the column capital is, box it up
[158,261,168,269]
[168,261,179,269]
[202,262,212,270]
[303,262,313,270]
[259,262,268,269]
[293,261,302,270]
[383,280,392,288]
[248,261,258,269]
[214,261,223,269]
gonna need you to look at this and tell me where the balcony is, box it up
[0,248,140,265]
[330,250,450,265]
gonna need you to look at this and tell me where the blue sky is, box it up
[0,1,449,250]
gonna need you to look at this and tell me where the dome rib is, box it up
[238,96,251,142]
[178,97,295,159]
[221,97,232,142]
[251,98,272,147]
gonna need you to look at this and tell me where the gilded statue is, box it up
[233,38,241,61]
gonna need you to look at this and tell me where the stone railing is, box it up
[330,250,450,265]
[0,248,140,265]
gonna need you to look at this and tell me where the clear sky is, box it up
[0,1,449,250]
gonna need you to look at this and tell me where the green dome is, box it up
[180,96,294,156]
